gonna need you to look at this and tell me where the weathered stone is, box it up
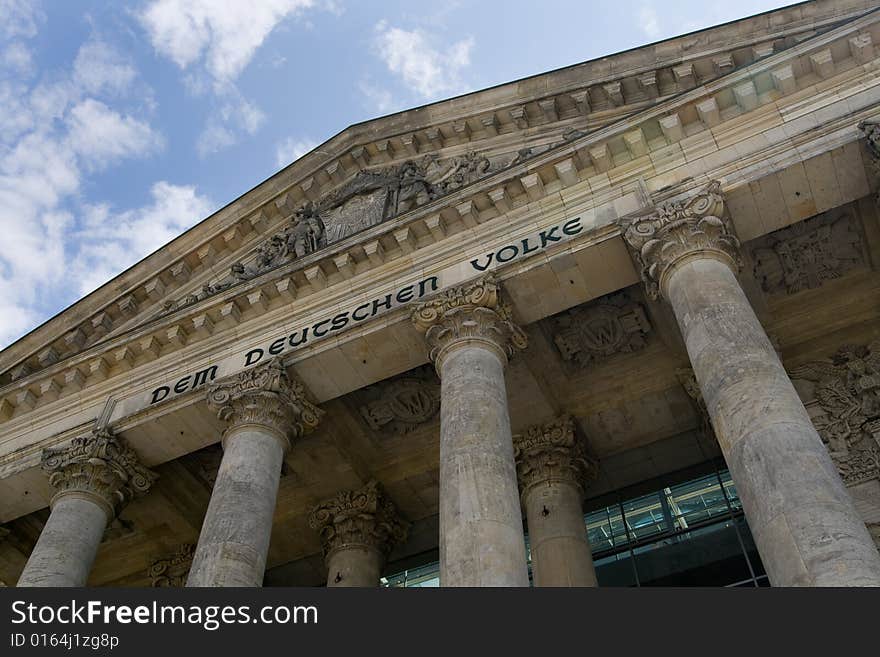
[187,359,323,587]
[513,415,599,587]
[308,481,408,587]
[412,275,529,586]
[148,543,195,587]
[619,182,880,586]
[18,430,156,587]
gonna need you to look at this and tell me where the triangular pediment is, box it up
[1,0,875,396]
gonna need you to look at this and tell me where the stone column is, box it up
[514,415,599,587]
[187,359,323,587]
[619,180,880,586]
[412,275,529,586]
[308,480,408,587]
[18,429,157,587]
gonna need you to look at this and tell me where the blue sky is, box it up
[0,0,797,348]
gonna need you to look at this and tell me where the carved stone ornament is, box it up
[790,341,880,486]
[358,366,440,436]
[148,543,195,587]
[552,292,651,367]
[512,415,598,498]
[161,151,516,314]
[676,367,714,440]
[868,522,880,551]
[752,209,864,295]
[206,358,323,446]
[859,121,880,206]
[618,180,742,300]
[410,274,527,367]
[41,428,158,518]
[308,480,408,561]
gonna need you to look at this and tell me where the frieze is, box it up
[357,366,440,436]
[551,292,651,368]
[791,341,880,486]
[751,209,865,295]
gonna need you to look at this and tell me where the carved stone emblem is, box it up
[41,429,158,518]
[411,274,527,367]
[358,366,440,436]
[791,342,880,486]
[618,180,741,299]
[207,358,323,445]
[551,292,651,367]
[148,543,195,587]
[751,210,864,295]
[308,480,408,561]
[512,415,598,498]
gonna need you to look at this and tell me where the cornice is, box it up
[2,6,880,424]
[0,0,871,379]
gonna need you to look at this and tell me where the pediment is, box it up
[1,0,876,396]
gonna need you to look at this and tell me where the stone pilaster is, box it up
[18,430,156,587]
[514,415,599,587]
[619,181,880,586]
[187,358,323,587]
[412,275,529,586]
[308,481,408,587]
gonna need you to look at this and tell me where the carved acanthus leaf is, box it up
[308,481,408,561]
[41,428,157,517]
[411,274,527,366]
[551,292,651,367]
[752,210,864,295]
[206,358,323,444]
[619,180,741,299]
[513,415,597,498]
[148,543,195,587]
[790,341,880,486]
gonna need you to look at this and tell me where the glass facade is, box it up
[382,465,768,587]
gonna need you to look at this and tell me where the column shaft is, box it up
[326,546,383,587]
[186,426,285,587]
[438,344,528,586]
[666,256,880,585]
[524,481,597,587]
[17,496,107,587]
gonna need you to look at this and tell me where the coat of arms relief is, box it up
[162,151,516,314]
[791,341,880,487]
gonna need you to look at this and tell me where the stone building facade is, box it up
[2,0,880,587]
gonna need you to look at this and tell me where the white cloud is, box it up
[73,39,137,96]
[638,5,661,39]
[139,0,313,85]
[72,182,214,295]
[139,0,314,156]
[66,99,163,167]
[373,21,474,100]
[0,0,44,40]
[274,136,317,167]
[1,41,33,76]
[358,78,397,114]
[197,93,266,157]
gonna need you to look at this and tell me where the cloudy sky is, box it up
[0,0,796,349]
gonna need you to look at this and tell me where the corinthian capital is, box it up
[410,274,527,367]
[41,429,157,519]
[513,415,597,499]
[308,481,408,562]
[207,358,323,447]
[618,181,741,299]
